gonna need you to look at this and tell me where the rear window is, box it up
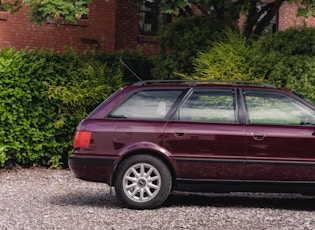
[108,89,184,120]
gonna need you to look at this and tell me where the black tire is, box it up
[115,154,172,209]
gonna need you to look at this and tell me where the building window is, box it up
[139,0,171,35]
[81,4,88,19]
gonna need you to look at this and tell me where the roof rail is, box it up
[132,80,276,88]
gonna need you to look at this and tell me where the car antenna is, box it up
[120,59,143,81]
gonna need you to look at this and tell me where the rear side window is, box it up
[109,89,184,120]
[244,90,315,125]
[175,89,237,123]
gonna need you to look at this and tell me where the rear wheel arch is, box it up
[111,150,176,190]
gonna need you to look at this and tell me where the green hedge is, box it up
[254,27,315,101]
[152,16,229,79]
[0,48,124,168]
[84,49,155,83]
[188,27,315,101]
[191,29,263,81]
[259,27,315,56]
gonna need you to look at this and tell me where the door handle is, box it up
[174,130,186,137]
[251,132,265,141]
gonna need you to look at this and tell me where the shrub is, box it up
[190,29,264,81]
[116,50,155,83]
[253,27,315,100]
[152,16,229,79]
[253,52,315,101]
[82,49,155,83]
[0,48,123,168]
[260,27,315,56]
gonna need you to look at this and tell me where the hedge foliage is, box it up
[259,27,315,56]
[254,27,315,101]
[86,49,155,83]
[0,48,124,168]
[152,16,230,79]
[191,29,263,82]
[189,26,315,101]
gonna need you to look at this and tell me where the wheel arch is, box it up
[110,149,177,189]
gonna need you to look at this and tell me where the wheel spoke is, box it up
[130,168,140,178]
[147,182,159,190]
[147,175,159,183]
[125,182,137,190]
[144,187,153,197]
[130,187,140,197]
[125,176,137,182]
[139,188,145,201]
[140,164,145,177]
[145,167,154,178]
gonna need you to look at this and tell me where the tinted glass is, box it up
[176,89,236,123]
[244,90,315,125]
[109,89,184,119]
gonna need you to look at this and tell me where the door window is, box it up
[244,90,315,125]
[176,89,237,123]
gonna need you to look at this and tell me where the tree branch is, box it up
[254,0,285,36]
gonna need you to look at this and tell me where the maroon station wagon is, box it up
[69,80,315,209]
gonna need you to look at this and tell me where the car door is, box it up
[163,88,246,180]
[242,89,315,181]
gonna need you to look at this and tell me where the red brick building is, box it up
[0,0,160,56]
[0,0,314,56]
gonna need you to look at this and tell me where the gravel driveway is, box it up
[1,168,315,229]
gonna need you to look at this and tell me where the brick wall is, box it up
[115,0,159,56]
[0,0,159,56]
[0,0,117,52]
[279,1,315,30]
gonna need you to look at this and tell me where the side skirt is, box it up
[175,179,315,195]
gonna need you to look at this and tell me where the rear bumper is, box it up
[68,154,116,184]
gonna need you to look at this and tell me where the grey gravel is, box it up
[1,168,315,229]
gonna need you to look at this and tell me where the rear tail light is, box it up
[74,131,92,148]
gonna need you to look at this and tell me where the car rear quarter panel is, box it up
[74,119,179,181]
